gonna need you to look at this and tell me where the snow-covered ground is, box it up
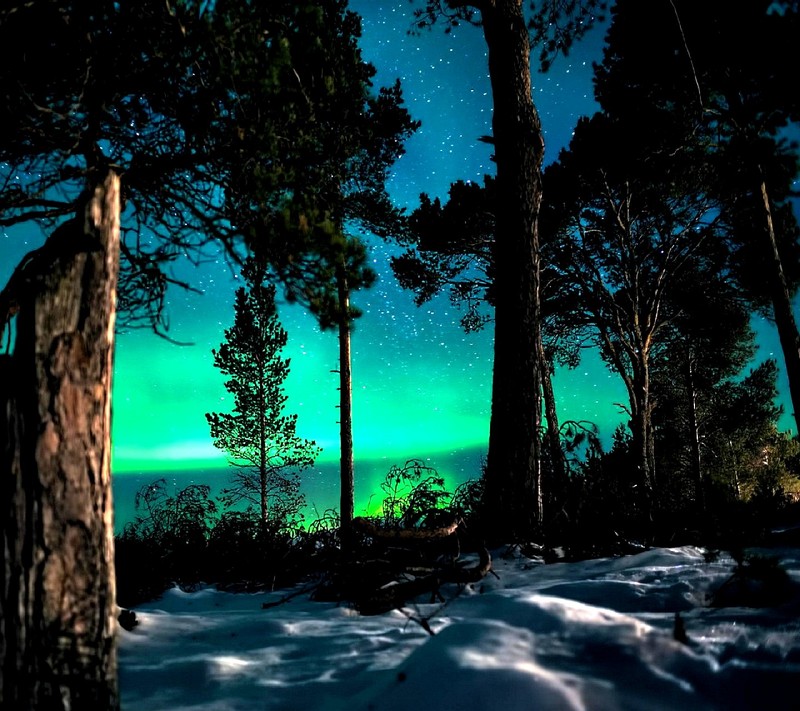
[118,546,800,710]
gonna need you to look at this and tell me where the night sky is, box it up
[1,2,794,515]
[110,1,623,476]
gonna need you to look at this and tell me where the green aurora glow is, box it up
[107,2,631,485]
[2,2,797,524]
[109,258,631,475]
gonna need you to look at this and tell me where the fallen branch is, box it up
[353,516,460,541]
[355,547,492,615]
[261,581,320,610]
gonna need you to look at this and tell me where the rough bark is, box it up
[336,261,355,549]
[482,0,544,541]
[0,172,120,710]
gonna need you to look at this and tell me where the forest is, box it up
[1,0,799,709]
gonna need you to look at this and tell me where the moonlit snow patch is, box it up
[118,546,800,710]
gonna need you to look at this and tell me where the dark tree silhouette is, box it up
[410,0,606,540]
[594,0,800,432]
[392,178,496,334]
[543,112,726,521]
[650,255,756,519]
[227,4,418,544]
[0,0,255,333]
[699,360,796,510]
[207,257,319,526]
[392,175,571,529]
[0,0,406,702]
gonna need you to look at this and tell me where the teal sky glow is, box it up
[1,2,796,521]
[107,2,628,476]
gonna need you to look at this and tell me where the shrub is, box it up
[116,479,218,604]
[377,459,450,529]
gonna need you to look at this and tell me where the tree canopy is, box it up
[593,0,800,430]
[0,0,414,335]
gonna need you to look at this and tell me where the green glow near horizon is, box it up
[108,249,643,478]
[3,1,796,492]
[110,267,504,474]
[108,258,795,480]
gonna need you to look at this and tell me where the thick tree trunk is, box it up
[336,261,355,549]
[1,172,121,709]
[759,177,800,433]
[482,0,544,541]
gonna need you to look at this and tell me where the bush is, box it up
[207,510,303,590]
[115,478,342,604]
[115,460,492,607]
[116,479,218,604]
[376,459,450,529]
[450,476,486,539]
[709,553,795,608]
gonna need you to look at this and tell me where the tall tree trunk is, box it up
[685,349,704,515]
[259,376,268,524]
[259,466,268,523]
[759,176,800,433]
[482,0,544,541]
[539,330,566,530]
[336,260,355,550]
[630,353,655,526]
[1,171,121,710]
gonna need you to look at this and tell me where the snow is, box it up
[118,546,800,710]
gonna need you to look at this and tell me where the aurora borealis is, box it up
[1,1,795,524]
[108,1,621,476]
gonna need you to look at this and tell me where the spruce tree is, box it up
[206,258,320,526]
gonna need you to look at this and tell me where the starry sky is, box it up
[1,2,795,519]
[109,1,625,476]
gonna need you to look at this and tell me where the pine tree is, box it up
[410,0,605,540]
[206,258,320,526]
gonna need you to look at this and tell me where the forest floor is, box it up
[118,538,800,710]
